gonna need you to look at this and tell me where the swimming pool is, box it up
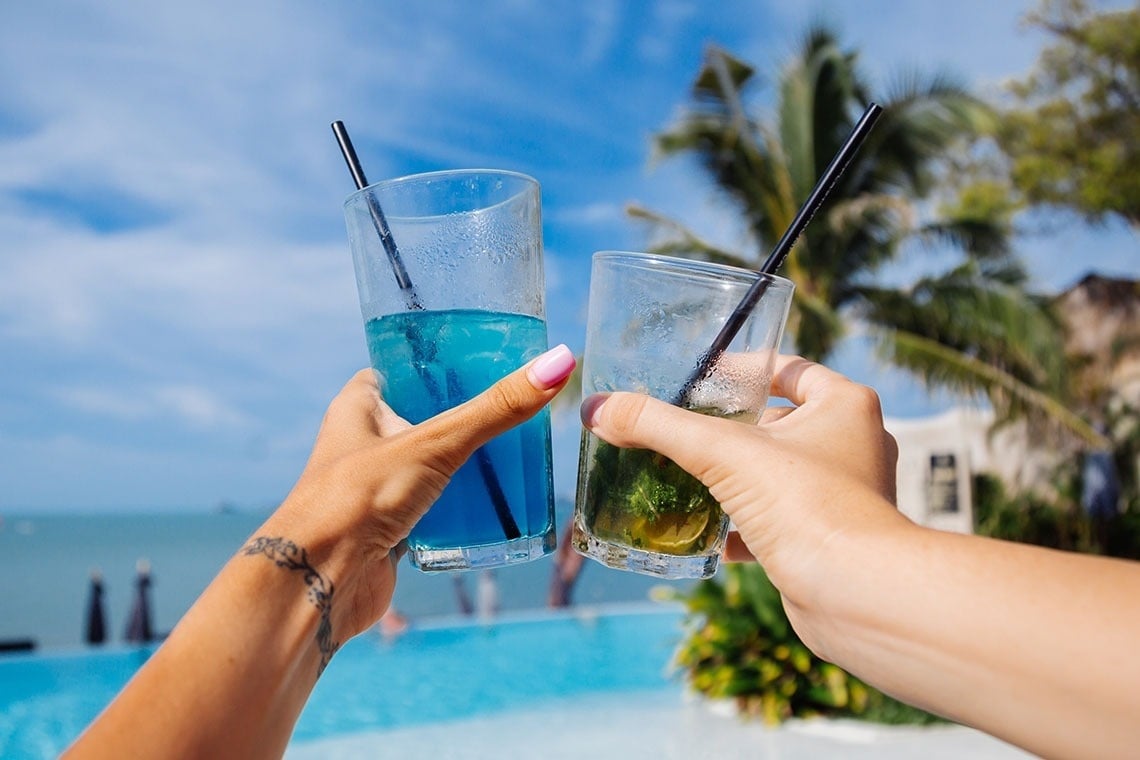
[0,605,687,758]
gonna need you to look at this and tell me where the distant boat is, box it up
[0,638,35,654]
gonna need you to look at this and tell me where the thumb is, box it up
[580,391,752,485]
[411,344,576,467]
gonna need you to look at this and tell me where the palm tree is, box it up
[632,28,1106,446]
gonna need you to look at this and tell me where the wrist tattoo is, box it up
[242,536,339,676]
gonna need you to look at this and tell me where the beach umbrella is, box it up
[84,569,106,645]
[452,574,474,616]
[547,522,585,608]
[124,559,154,643]
[476,570,498,620]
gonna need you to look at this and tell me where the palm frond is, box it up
[863,75,997,197]
[644,31,1018,388]
[693,44,757,105]
[625,203,753,268]
[856,260,1066,391]
[793,290,844,361]
[825,194,916,241]
[873,326,1109,447]
[912,217,1011,260]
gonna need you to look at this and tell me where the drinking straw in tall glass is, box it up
[343,170,555,571]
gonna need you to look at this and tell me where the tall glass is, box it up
[573,252,794,579]
[343,170,555,572]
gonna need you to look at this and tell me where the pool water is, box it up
[0,606,686,757]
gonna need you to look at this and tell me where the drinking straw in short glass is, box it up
[674,102,883,405]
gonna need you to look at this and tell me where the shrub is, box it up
[973,471,1140,558]
[664,564,941,725]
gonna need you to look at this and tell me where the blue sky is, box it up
[1,0,1135,513]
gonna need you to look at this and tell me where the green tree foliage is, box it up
[999,0,1140,226]
[643,30,1005,361]
[974,459,1140,558]
[856,260,1101,443]
[636,28,1106,445]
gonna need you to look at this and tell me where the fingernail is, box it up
[527,344,576,390]
[580,393,610,428]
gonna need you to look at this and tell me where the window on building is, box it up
[928,453,959,515]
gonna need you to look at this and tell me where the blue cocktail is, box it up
[344,169,555,571]
[365,309,554,565]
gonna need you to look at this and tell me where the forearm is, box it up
[65,508,369,760]
[804,518,1140,759]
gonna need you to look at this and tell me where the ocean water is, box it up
[0,505,693,652]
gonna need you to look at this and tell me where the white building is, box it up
[885,407,1062,534]
[884,275,1139,534]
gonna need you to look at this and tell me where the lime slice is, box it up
[636,510,710,553]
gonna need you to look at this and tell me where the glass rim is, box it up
[592,250,794,290]
[345,168,539,205]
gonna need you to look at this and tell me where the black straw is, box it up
[674,102,884,405]
[332,121,423,310]
[332,120,521,542]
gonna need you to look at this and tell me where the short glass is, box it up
[343,169,555,572]
[572,252,794,579]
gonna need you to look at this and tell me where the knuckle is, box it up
[848,383,885,418]
[412,428,468,475]
[603,393,649,440]
[333,370,379,411]
[485,377,534,419]
[368,495,425,548]
[883,430,900,462]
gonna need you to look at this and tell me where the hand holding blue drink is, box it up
[65,345,576,758]
[336,122,557,571]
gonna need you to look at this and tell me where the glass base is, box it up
[408,528,556,572]
[571,524,720,580]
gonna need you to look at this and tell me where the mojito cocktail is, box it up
[571,252,793,580]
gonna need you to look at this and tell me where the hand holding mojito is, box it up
[572,252,793,580]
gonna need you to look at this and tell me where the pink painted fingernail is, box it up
[527,344,576,390]
[580,393,610,428]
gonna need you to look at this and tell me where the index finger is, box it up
[770,355,854,408]
[305,369,412,473]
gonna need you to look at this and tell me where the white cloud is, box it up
[53,382,252,430]
[152,385,251,430]
[548,202,624,226]
[637,0,699,63]
[52,388,149,421]
[580,0,621,66]
[0,214,356,344]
